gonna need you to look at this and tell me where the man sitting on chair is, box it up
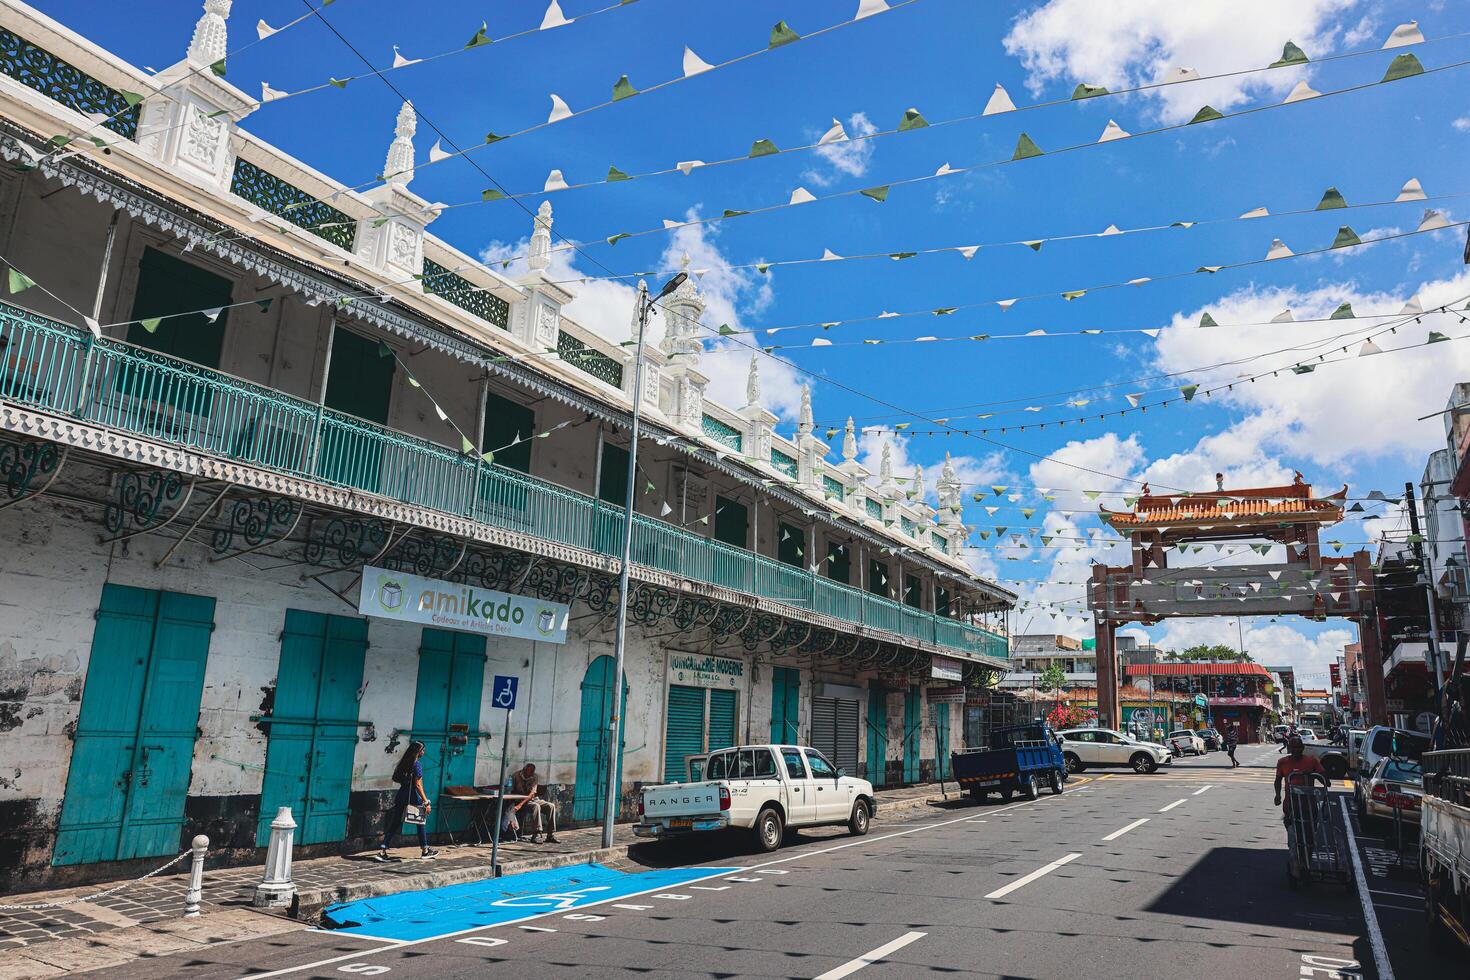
[510,762,559,844]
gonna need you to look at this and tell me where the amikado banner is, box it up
[359,565,569,644]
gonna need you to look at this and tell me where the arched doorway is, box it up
[573,655,629,822]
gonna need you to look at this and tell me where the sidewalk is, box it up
[0,781,951,972]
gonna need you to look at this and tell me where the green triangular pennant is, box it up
[484,131,504,144]
[1270,41,1308,68]
[860,185,890,203]
[1180,384,1199,400]
[140,316,162,334]
[255,298,273,313]
[1429,331,1450,343]
[898,107,929,131]
[611,74,638,100]
[461,435,475,453]
[1189,105,1223,124]
[890,251,917,260]
[1291,365,1315,374]
[1331,302,1355,319]
[769,20,800,48]
[723,209,750,218]
[329,77,351,89]
[749,138,779,158]
[1012,133,1043,160]
[607,233,631,245]
[465,23,491,48]
[1071,83,1109,100]
[120,90,144,108]
[606,165,631,182]
[210,58,226,78]
[481,188,506,202]
[1316,186,1347,210]
[377,342,394,359]
[480,450,495,464]
[1024,240,1043,252]
[1061,290,1086,301]
[1331,226,1362,249]
[6,268,35,294]
[1200,312,1218,328]
[1382,53,1424,82]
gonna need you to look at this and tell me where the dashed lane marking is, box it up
[1193,785,1212,795]
[814,931,927,980]
[985,853,1081,900]
[1159,800,1187,812]
[1101,818,1150,841]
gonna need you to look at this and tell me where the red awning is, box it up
[1124,663,1272,678]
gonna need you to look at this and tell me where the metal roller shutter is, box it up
[664,685,706,783]
[708,689,738,752]
[811,697,837,762]
[833,698,860,774]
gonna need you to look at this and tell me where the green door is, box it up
[318,328,395,493]
[866,686,888,787]
[256,610,368,846]
[662,685,707,783]
[411,629,486,835]
[934,703,951,780]
[53,585,215,866]
[593,441,630,556]
[484,391,534,474]
[125,248,232,369]
[770,667,800,743]
[572,655,628,821]
[903,686,921,784]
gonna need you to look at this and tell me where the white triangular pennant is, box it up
[260,81,289,103]
[1271,309,1294,323]
[1098,119,1129,142]
[1240,206,1269,219]
[1125,393,1142,407]
[819,118,848,145]
[256,19,279,40]
[428,140,452,163]
[544,169,569,192]
[1266,239,1293,260]
[541,0,573,30]
[1400,294,1423,315]
[983,84,1015,115]
[1418,209,1450,231]
[1359,339,1382,356]
[682,46,714,77]
[855,0,890,19]
[1396,177,1426,202]
[1283,80,1321,103]
[789,187,816,205]
[83,315,100,338]
[1099,224,1123,236]
[547,93,572,123]
[957,245,979,260]
[676,160,705,175]
[202,307,222,323]
[1383,21,1424,48]
[1164,66,1200,83]
[935,162,956,176]
[392,46,422,69]
[820,248,843,261]
[997,298,1017,311]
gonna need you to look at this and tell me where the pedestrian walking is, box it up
[376,740,439,861]
[1224,722,1239,768]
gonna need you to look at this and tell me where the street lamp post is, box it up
[602,271,687,849]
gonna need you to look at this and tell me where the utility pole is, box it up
[1405,481,1447,697]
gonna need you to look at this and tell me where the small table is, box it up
[441,787,527,846]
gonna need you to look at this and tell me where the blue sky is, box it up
[39,0,1470,682]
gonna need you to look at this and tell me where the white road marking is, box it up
[519,926,556,933]
[984,853,1081,899]
[306,930,406,945]
[689,885,729,891]
[813,931,927,979]
[1102,818,1150,841]
[1159,800,1187,812]
[237,791,1074,979]
[1193,786,1212,795]
[455,937,508,948]
[612,904,653,911]
[1368,888,1420,900]
[1339,798,1395,980]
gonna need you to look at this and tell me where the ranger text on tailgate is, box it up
[635,744,875,852]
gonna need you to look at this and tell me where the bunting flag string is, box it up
[262,24,1467,241]
[330,47,1468,267]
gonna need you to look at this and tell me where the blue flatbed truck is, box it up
[951,722,1068,802]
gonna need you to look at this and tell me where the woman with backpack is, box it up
[376,740,439,861]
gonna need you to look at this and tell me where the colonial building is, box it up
[0,3,1012,889]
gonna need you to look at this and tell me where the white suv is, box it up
[1057,728,1173,774]
[1166,730,1206,756]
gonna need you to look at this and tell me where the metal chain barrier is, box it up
[0,848,191,911]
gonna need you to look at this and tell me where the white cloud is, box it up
[1002,0,1358,122]
[855,426,1009,504]
[802,112,878,187]
[480,207,804,421]
[1454,116,1470,133]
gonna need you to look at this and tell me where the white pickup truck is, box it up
[634,743,876,852]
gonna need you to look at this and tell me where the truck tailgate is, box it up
[952,747,1018,783]
[642,781,725,819]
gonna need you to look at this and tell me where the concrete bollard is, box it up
[183,835,209,918]
[254,807,297,909]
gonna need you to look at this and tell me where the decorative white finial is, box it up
[680,250,691,271]
[879,441,894,485]
[938,451,961,519]
[383,102,417,187]
[843,417,857,462]
[912,463,925,500]
[527,200,553,272]
[799,384,813,435]
[188,0,232,66]
[745,354,761,407]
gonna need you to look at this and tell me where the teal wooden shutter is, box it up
[934,703,951,780]
[903,686,921,783]
[598,442,629,504]
[663,685,707,783]
[708,689,738,752]
[573,655,627,821]
[125,247,231,370]
[412,628,486,834]
[866,686,888,787]
[54,586,214,866]
[324,328,394,424]
[484,391,534,473]
[770,667,800,743]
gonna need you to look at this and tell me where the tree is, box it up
[1037,662,1068,695]
[1165,643,1252,663]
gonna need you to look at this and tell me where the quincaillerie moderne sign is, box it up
[668,653,744,689]
[359,565,569,644]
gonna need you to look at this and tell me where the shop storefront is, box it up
[663,653,745,782]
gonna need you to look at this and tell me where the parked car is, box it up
[1271,724,1291,743]
[952,722,1067,802]
[1056,728,1172,774]
[1297,728,1317,742]
[634,744,875,852]
[1353,727,1432,820]
[1166,730,1206,756]
[1362,756,1424,830]
[1196,728,1222,751]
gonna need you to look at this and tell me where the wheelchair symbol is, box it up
[493,675,518,710]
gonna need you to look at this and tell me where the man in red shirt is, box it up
[1274,735,1328,828]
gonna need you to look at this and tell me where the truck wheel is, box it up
[1131,753,1158,774]
[1323,756,1348,780]
[848,801,870,836]
[1064,753,1084,774]
[754,808,784,853]
[1048,769,1064,795]
[1021,773,1039,801]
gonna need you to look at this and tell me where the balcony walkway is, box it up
[0,300,1005,661]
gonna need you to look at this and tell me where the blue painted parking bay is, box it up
[321,863,739,941]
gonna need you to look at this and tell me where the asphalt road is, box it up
[84,744,1458,980]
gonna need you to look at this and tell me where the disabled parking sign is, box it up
[493,675,518,711]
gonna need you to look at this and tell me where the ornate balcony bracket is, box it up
[210,494,302,561]
[629,584,679,628]
[0,440,66,511]
[100,470,196,544]
[378,531,462,578]
[303,516,394,568]
[740,612,786,652]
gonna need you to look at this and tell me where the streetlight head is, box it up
[656,271,688,299]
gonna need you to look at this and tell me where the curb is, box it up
[301,792,951,921]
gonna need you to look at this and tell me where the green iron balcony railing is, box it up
[0,300,1007,662]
